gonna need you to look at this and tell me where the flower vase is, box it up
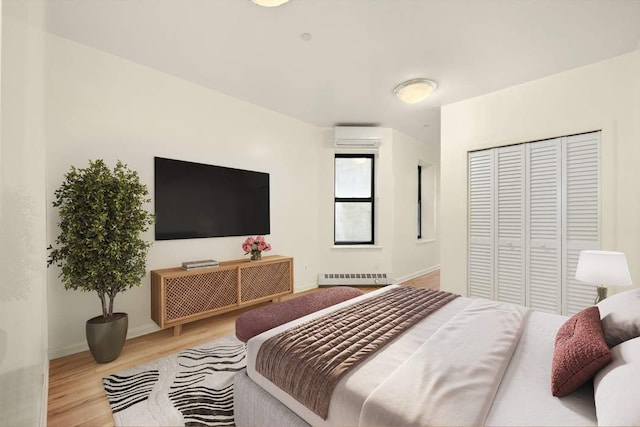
[250,250,262,261]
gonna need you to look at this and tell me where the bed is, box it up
[234,285,640,427]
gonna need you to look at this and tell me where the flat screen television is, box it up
[154,157,270,240]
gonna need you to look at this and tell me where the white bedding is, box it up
[246,286,597,426]
[486,310,596,426]
[361,299,528,426]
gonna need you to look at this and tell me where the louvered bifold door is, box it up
[468,150,495,299]
[526,139,562,314]
[562,132,601,315]
[495,145,526,305]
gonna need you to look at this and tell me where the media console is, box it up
[151,255,293,336]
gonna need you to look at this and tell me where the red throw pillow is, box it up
[551,306,611,397]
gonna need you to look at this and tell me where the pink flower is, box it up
[243,236,271,257]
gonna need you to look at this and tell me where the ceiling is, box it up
[47,0,640,144]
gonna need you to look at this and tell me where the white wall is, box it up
[46,35,442,358]
[0,0,48,424]
[440,50,640,297]
[318,128,394,275]
[317,128,440,282]
[46,35,324,357]
[391,130,440,281]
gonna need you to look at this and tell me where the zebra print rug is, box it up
[102,335,246,427]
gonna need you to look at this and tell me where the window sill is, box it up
[331,245,384,250]
[416,239,436,245]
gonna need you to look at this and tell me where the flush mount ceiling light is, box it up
[393,78,438,104]
[251,0,290,7]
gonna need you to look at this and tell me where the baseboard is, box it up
[40,357,49,427]
[48,322,161,360]
[393,264,440,285]
[49,341,88,360]
[128,322,162,340]
[293,281,319,293]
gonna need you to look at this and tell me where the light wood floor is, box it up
[47,269,440,426]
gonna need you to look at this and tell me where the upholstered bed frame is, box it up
[235,369,309,427]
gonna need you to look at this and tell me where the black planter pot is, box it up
[86,312,128,364]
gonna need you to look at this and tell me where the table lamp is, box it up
[575,250,632,304]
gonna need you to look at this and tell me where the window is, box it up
[418,165,422,239]
[419,163,436,241]
[334,154,374,245]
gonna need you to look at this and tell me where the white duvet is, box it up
[246,286,597,426]
[360,299,528,426]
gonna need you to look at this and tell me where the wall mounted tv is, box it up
[154,157,270,240]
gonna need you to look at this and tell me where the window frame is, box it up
[334,153,375,245]
[418,164,422,240]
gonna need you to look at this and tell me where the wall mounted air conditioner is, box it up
[334,126,383,148]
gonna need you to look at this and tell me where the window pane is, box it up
[335,157,372,198]
[335,202,372,242]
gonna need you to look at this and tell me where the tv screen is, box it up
[154,157,270,240]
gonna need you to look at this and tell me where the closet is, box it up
[468,131,600,315]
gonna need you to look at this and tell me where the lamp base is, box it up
[594,285,608,304]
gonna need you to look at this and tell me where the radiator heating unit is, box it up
[318,272,392,287]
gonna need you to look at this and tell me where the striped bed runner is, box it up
[255,287,458,419]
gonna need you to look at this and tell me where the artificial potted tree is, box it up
[48,160,153,363]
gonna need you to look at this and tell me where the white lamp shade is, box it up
[575,250,632,286]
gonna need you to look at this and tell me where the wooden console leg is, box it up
[173,324,182,336]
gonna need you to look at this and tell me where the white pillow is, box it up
[597,288,640,347]
[594,337,640,426]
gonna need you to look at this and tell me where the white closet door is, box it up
[468,150,495,299]
[526,139,562,314]
[495,145,525,305]
[562,132,601,315]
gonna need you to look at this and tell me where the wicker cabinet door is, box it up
[164,268,238,322]
[240,260,291,303]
